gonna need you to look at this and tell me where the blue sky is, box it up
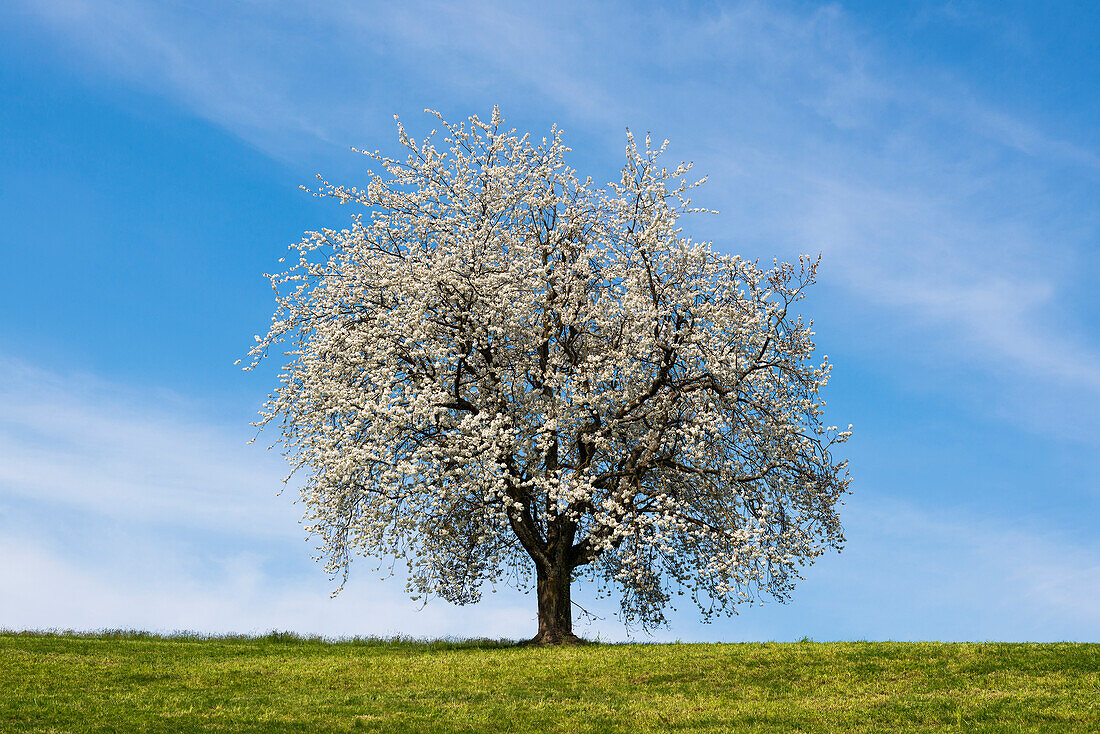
[2,0,1098,642]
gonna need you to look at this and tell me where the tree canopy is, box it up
[246,108,851,644]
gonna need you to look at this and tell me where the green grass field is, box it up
[1,631,1096,733]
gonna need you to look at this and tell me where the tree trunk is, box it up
[527,565,583,646]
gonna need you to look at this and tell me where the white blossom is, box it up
[246,108,851,634]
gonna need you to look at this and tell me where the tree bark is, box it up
[526,565,583,646]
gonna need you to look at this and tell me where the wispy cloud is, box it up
[791,175,1100,393]
[657,493,1100,643]
[911,1,1034,54]
[15,0,1097,170]
[0,530,539,639]
[10,0,369,161]
[828,496,1100,641]
[0,357,290,533]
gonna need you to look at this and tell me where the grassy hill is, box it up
[1,631,1096,732]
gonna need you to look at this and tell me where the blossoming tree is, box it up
[246,108,851,645]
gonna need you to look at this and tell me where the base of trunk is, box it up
[520,630,589,647]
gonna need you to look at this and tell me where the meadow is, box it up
[1,631,1096,732]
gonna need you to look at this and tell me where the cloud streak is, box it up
[0,357,291,534]
[0,532,539,640]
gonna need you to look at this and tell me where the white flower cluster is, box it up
[246,108,851,629]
